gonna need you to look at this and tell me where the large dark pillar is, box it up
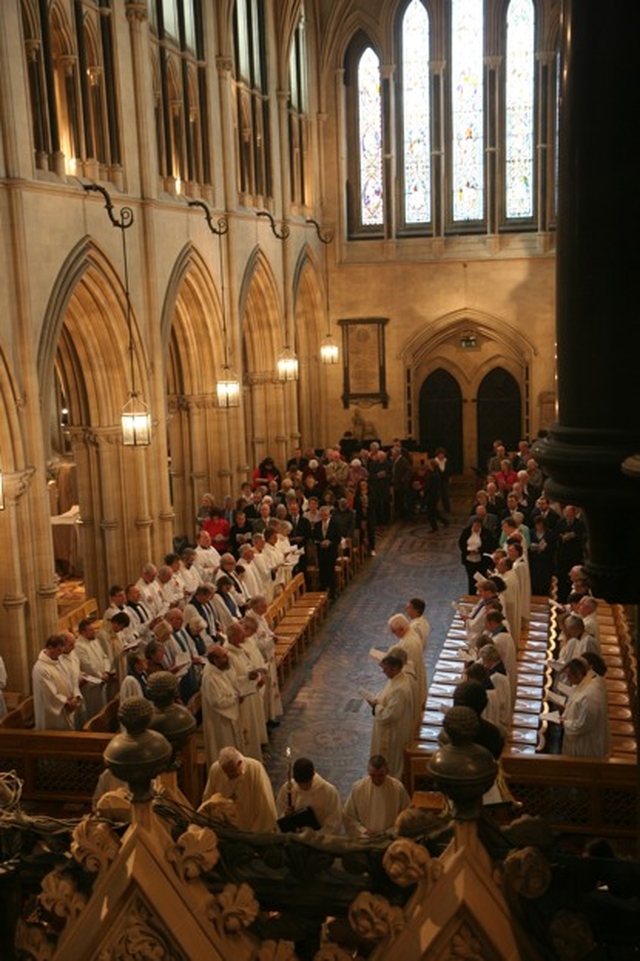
[533,0,640,602]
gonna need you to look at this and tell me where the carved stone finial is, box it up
[104,696,172,801]
[427,706,497,820]
[147,671,197,759]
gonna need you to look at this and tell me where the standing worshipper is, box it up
[32,634,82,730]
[275,757,343,835]
[406,597,431,653]
[201,746,277,833]
[559,657,610,758]
[225,621,267,761]
[387,613,426,725]
[555,505,587,603]
[200,645,244,768]
[313,504,341,597]
[343,755,410,838]
[244,595,284,729]
[364,648,415,781]
[458,516,494,594]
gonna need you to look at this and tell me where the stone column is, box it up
[533,0,640,601]
[0,469,39,691]
[125,0,157,199]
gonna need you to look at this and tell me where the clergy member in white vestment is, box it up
[201,747,277,832]
[343,755,410,838]
[275,757,343,834]
[482,610,518,702]
[224,622,267,760]
[135,564,166,618]
[461,580,501,649]
[406,598,431,653]
[387,613,427,724]
[237,545,263,599]
[561,657,610,757]
[365,648,415,781]
[32,634,83,730]
[495,557,522,640]
[244,596,283,725]
[194,529,222,583]
[74,619,113,719]
[507,540,531,625]
[200,646,244,768]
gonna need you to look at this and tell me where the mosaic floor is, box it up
[263,482,471,800]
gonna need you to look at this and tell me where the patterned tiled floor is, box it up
[264,483,472,799]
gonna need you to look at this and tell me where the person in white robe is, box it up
[556,614,600,668]
[201,746,277,832]
[178,548,201,601]
[224,622,267,760]
[495,557,521,640]
[213,576,242,631]
[365,649,415,781]
[200,646,244,768]
[216,554,250,610]
[32,634,82,730]
[466,658,511,737]
[75,619,113,718]
[58,631,86,728]
[237,545,263,599]
[194,530,223,582]
[343,755,410,838]
[263,528,288,592]
[461,580,501,649]
[387,613,426,725]
[251,533,276,602]
[577,595,601,646]
[482,610,518,701]
[406,598,431,653]
[561,657,610,757]
[507,540,531,625]
[276,757,343,834]
[135,563,166,618]
[244,596,283,724]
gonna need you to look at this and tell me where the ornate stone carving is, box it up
[348,892,405,941]
[97,895,189,961]
[197,794,240,826]
[2,466,36,504]
[207,882,260,933]
[503,845,552,899]
[313,946,353,961]
[13,919,54,961]
[256,940,299,961]
[38,870,87,923]
[382,837,441,888]
[451,921,486,959]
[167,824,220,881]
[70,816,121,875]
[125,1,149,24]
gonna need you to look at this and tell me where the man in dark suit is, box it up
[286,499,312,579]
[313,505,341,597]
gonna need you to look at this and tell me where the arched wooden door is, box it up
[476,367,522,471]
[419,369,463,473]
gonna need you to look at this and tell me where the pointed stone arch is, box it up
[293,245,328,448]
[240,246,289,470]
[400,308,536,472]
[38,236,160,602]
[159,242,243,529]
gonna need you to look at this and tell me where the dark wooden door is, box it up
[419,369,463,473]
[476,367,522,472]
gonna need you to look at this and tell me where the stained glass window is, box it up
[358,47,384,226]
[402,0,431,224]
[451,0,484,222]
[505,0,534,218]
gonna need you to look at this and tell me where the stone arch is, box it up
[159,242,243,528]
[401,308,536,472]
[293,245,328,448]
[240,247,289,470]
[38,236,158,602]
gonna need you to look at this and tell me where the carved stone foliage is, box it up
[548,909,596,961]
[96,894,190,961]
[256,940,300,961]
[13,917,55,961]
[198,793,240,826]
[313,945,354,961]
[450,921,486,959]
[206,881,260,933]
[382,837,442,888]
[71,816,122,875]
[167,824,220,881]
[38,870,87,923]
[348,892,405,942]
[502,845,552,899]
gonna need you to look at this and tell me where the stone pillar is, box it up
[533,0,640,601]
[125,0,157,199]
[1,469,39,692]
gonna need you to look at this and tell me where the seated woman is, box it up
[252,456,282,490]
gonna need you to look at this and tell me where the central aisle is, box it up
[264,482,470,800]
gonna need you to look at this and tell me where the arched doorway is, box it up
[419,369,463,473]
[476,367,522,471]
